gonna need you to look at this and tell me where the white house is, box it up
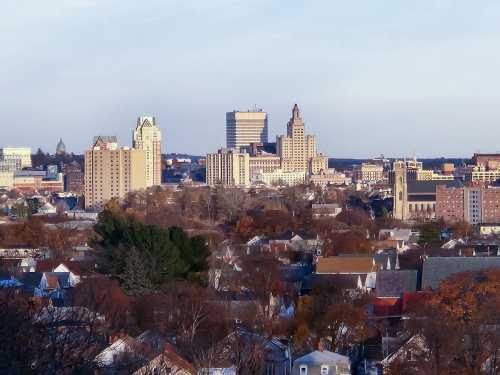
[292,350,351,375]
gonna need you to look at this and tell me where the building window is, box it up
[320,365,329,375]
[300,365,307,375]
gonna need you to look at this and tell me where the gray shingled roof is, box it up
[422,257,500,289]
[376,270,418,297]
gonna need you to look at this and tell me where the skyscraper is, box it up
[84,136,147,210]
[226,110,268,149]
[277,104,316,172]
[133,116,162,187]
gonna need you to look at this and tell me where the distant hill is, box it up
[163,153,204,162]
[329,157,472,170]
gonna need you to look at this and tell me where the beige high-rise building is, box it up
[206,148,250,187]
[84,136,147,210]
[277,104,317,172]
[226,110,268,149]
[133,116,162,187]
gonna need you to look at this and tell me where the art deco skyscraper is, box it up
[277,104,317,172]
[133,116,162,187]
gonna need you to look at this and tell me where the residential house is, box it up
[315,256,377,292]
[301,274,368,296]
[292,350,351,375]
[375,270,418,298]
[381,334,428,373]
[35,260,82,286]
[199,330,292,375]
[95,331,166,374]
[133,343,195,375]
[270,232,323,256]
[422,256,500,289]
[20,271,73,300]
[378,229,413,252]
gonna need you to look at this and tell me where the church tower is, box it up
[392,160,408,220]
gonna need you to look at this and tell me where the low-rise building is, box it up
[353,163,384,183]
[256,169,306,186]
[308,170,351,187]
[13,170,64,193]
[311,203,342,218]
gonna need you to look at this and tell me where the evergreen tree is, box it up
[92,209,210,290]
[119,246,153,295]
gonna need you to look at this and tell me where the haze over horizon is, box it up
[3,0,500,158]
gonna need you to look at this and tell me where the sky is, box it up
[2,0,500,158]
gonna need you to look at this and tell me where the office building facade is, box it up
[226,110,268,150]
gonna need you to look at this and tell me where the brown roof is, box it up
[316,256,374,274]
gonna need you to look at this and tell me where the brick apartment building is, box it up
[436,185,500,224]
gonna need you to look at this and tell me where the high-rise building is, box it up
[84,136,147,210]
[277,104,317,173]
[133,116,162,187]
[0,147,32,169]
[206,148,250,187]
[226,110,268,149]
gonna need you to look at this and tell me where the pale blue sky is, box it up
[2,0,500,157]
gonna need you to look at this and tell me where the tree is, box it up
[119,246,153,295]
[404,270,500,375]
[293,284,369,355]
[92,209,210,292]
[418,222,442,247]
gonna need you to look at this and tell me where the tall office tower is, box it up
[392,161,408,221]
[84,136,147,210]
[133,116,162,187]
[226,110,268,149]
[206,148,250,187]
[0,147,32,169]
[277,104,316,172]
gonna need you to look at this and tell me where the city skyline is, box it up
[4,1,500,157]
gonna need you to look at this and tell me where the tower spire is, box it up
[292,103,300,119]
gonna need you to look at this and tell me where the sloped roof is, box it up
[422,257,500,289]
[21,272,43,288]
[44,272,71,288]
[45,275,60,289]
[316,256,374,274]
[36,260,82,275]
[376,270,418,298]
[295,350,350,365]
[302,274,365,292]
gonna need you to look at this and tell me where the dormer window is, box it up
[320,365,329,375]
[300,365,308,375]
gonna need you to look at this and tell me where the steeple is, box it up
[292,104,300,120]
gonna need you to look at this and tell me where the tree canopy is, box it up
[93,209,210,294]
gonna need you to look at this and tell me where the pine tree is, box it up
[119,246,153,295]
